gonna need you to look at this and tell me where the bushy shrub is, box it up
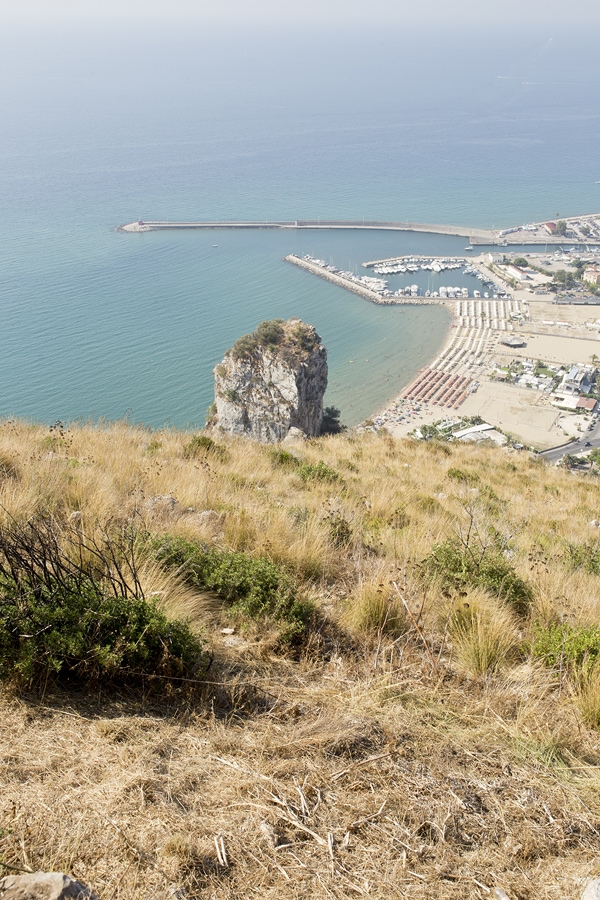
[183,434,228,462]
[0,518,204,686]
[532,622,600,675]
[564,540,600,575]
[298,460,340,484]
[424,537,532,614]
[447,467,480,485]
[255,319,284,348]
[291,323,316,352]
[270,448,301,469]
[230,333,259,359]
[151,535,312,639]
[229,320,285,359]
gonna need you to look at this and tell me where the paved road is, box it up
[538,420,600,463]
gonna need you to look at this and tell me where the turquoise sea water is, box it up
[1,23,599,427]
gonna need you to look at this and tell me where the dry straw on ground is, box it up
[1,420,600,898]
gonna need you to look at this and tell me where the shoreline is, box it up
[365,309,455,433]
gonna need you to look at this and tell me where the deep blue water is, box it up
[1,22,599,427]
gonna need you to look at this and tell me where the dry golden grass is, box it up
[2,420,600,897]
[448,590,520,676]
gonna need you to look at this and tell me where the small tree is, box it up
[321,406,345,435]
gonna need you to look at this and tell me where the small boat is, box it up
[465,246,474,251]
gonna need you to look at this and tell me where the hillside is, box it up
[1,420,600,899]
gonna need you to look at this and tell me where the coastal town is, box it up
[286,236,600,459]
[120,210,600,458]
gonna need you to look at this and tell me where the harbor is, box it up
[285,251,541,416]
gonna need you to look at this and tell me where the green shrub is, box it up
[230,333,259,359]
[0,518,204,686]
[424,537,532,614]
[532,622,600,675]
[255,319,285,348]
[564,540,600,575]
[151,535,312,639]
[298,460,340,484]
[183,434,228,462]
[230,320,285,359]
[145,439,162,454]
[291,323,316,352]
[447,467,480,485]
[270,448,301,469]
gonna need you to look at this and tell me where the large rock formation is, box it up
[212,319,328,443]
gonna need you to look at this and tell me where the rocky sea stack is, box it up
[211,319,328,442]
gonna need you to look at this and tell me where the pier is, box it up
[284,254,439,306]
[119,213,600,245]
[119,219,495,241]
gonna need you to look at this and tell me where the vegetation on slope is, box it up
[1,420,600,897]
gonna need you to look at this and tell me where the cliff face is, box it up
[212,319,328,442]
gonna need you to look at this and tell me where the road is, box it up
[538,419,600,463]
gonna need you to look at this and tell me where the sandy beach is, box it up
[366,258,600,449]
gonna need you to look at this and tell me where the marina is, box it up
[284,252,532,411]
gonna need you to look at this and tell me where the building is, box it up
[505,265,529,282]
[501,336,527,348]
[453,423,508,446]
[577,397,598,413]
[584,267,600,286]
[544,222,558,235]
[558,365,596,396]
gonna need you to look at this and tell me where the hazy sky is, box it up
[2,0,599,26]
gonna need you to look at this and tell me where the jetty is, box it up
[283,254,438,306]
[119,214,600,245]
[119,219,495,241]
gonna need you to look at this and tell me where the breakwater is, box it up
[118,214,600,245]
[119,219,495,240]
[284,254,439,306]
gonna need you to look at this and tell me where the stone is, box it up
[582,879,600,900]
[212,319,328,443]
[0,872,97,900]
[143,494,180,519]
[282,426,307,444]
[196,509,223,526]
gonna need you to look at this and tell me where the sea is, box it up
[1,21,599,428]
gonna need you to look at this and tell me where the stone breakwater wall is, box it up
[284,255,439,306]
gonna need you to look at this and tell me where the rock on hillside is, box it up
[211,319,328,442]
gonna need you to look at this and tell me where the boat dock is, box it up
[284,254,438,306]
